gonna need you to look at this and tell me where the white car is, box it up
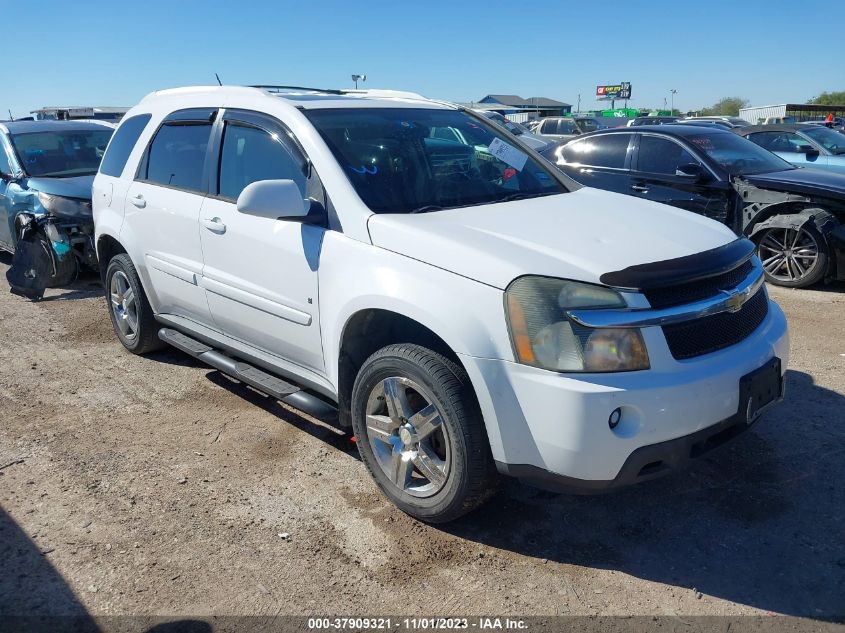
[93,86,789,523]
[474,110,550,151]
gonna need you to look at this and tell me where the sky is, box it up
[2,0,843,118]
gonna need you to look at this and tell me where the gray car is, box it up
[736,124,845,175]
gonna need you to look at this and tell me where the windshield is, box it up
[802,126,845,154]
[305,108,566,214]
[485,112,525,136]
[576,119,600,133]
[686,132,795,175]
[10,128,113,177]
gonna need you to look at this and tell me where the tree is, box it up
[698,97,749,116]
[808,91,845,106]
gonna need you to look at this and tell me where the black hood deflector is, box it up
[600,239,756,291]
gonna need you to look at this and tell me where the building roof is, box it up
[0,119,115,134]
[481,94,571,108]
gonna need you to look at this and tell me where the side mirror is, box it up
[675,163,707,180]
[795,144,819,156]
[236,179,308,221]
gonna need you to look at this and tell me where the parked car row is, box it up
[540,124,845,288]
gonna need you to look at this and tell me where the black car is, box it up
[627,116,679,126]
[541,125,845,288]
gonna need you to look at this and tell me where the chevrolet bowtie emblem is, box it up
[722,289,746,313]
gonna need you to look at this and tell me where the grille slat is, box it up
[644,259,754,309]
[662,287,769,360]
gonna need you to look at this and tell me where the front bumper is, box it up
[460,298,790,489]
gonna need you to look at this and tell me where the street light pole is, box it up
[670,89,677,114]
[351,74,367,89]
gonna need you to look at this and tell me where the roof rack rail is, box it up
[250,84,344,95]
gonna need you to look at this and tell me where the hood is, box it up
[24,175,96,201]
[367,188,737,289]
[743,167,845,199]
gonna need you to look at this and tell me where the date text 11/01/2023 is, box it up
[307,617,528,630]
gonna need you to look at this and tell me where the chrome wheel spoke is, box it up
[413,447,446,488]
[116,313,130,335]
[409,404,441,440]
[366,414,398,443]
[123,287,135,309]
[763,255,786,273]
[383,377,413,420]
[389,445,414,488]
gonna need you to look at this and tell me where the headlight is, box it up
[505,276,650,373]
[36,192,92,218]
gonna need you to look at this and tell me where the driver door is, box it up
[630,133,732,222]
[199,109,326,373]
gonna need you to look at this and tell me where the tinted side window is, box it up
[638,136,697,174]
[142,123,212,192]
[541,120,557,134]
[218,123,306,201]
[99,114,151,177]
[560,134,630,168]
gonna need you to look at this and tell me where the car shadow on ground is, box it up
[204,370,359,459]
[0,507,212,632]
[440,369,845,621]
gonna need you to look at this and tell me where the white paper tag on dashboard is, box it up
[488,137,528,172]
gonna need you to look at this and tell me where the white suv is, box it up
[93,86,789,522]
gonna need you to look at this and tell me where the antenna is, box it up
[215,73,223,86]
[7,109,12,120]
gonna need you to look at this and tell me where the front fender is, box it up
[318,232,514,391]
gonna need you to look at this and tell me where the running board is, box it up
[158,328,338,423]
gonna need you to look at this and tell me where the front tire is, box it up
[105,253,164,354]
[351,344,497,523]
[756,222,829,288]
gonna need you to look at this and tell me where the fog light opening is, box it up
[608,407,622,429]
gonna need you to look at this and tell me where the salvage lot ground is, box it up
[0,252,843,620]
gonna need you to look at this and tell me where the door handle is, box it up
[630,184,649,193]
[130,194,146,208]
[202,217,226,234]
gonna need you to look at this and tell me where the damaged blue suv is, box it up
[0,119,113,299]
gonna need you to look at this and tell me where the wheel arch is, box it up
[336,308,471,429]
[96,234,127,283]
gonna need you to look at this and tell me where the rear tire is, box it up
[755,221,829,288]
[105,253,164,354]
[351,344,497,523]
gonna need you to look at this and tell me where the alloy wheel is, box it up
[365,376,451,498]
[758,227,820,284]
[110,270,139,341]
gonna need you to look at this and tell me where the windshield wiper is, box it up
[408,205,444,214]
[495,192,554,204]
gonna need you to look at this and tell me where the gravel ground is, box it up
[0,252,843,622]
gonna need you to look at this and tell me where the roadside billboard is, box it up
[596,82,632,100]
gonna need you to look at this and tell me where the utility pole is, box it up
[577,93,581,114]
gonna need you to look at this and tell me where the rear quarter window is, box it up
[99,114,152,177]
[560,134,631,168]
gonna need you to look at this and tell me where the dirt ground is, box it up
[1,251,843,622]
